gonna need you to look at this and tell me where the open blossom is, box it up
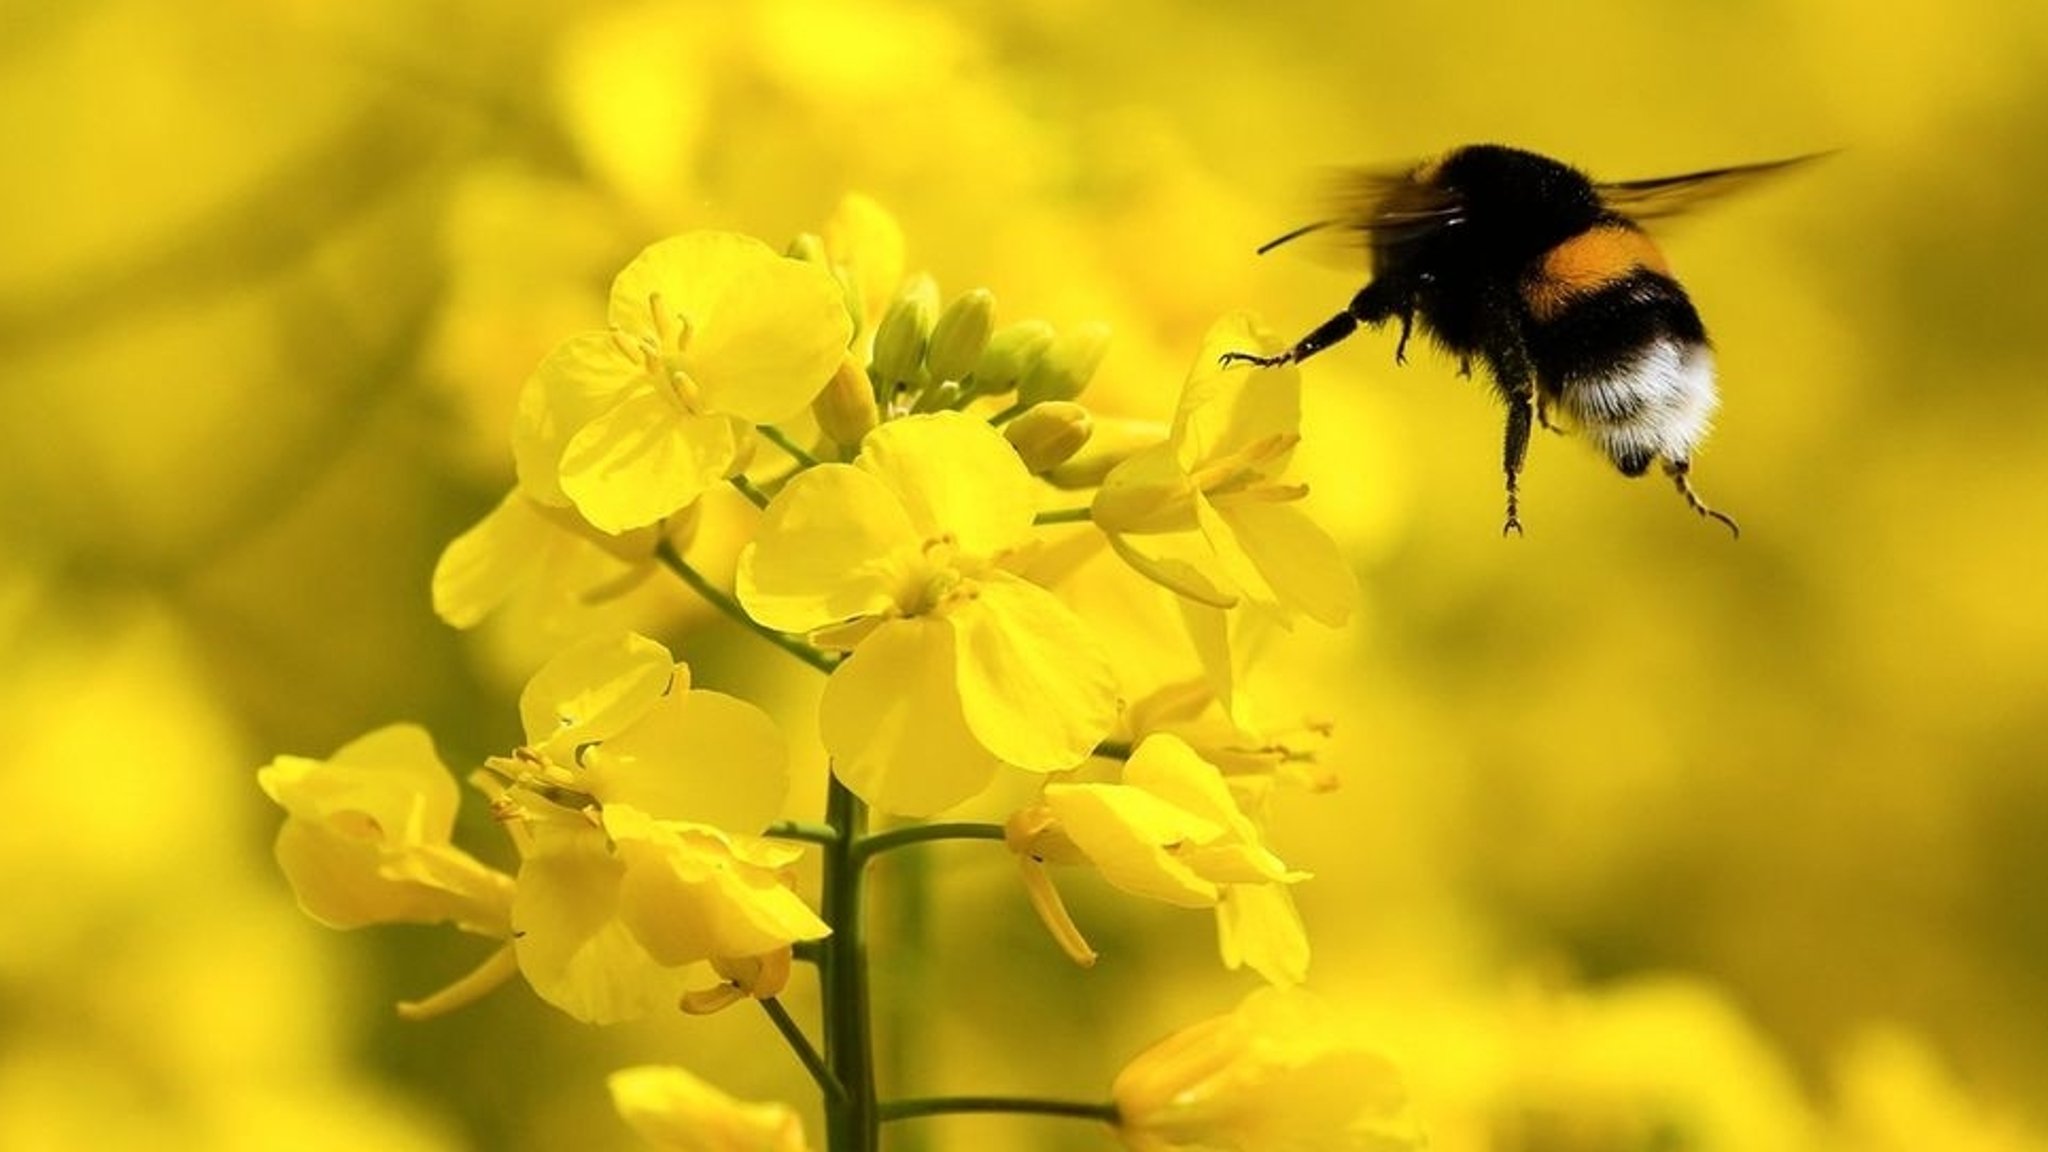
[737,411,1120,815]
[1114,989,1421,1152]
[611,1065,811,1152]
[1093,314,1356,626]
[489,631,829,1024]
[513,231,852,533]
[258,724,513,936]
[1007,733,1309,982]
[430,486,672,630]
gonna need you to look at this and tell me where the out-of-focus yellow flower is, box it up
[736,412,1119,815]
[1007,734,1309,982]
[1113,987,1420,1152]
[258,724,513,937]
[610,1065,811,1152]
[431,487,675,630]
[512,232,852,533]
[1093,315,1355,626]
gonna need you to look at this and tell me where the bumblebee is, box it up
[1222,144,1819,536]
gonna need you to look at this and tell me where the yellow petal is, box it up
[259,723,459,841]
[1174,315,1303,475]
[948,574,1119,773]
[735,463,921,634]
[512,330,642,508]
[1043,782,1221,907]
[856,412,1034,559]
[431,488,557,630]
[1194,494,1277,609]
[1092,443,1199,535]
[1217,884,1310,986]
[518,632,674,759]
[819,617,998,816]
[609,1065,813,1152]
[824,192,907,343]
[1104,531,1240,610]
[609,814,830,966]
[581,689,788,832]
[1220,500,1358,627]
[511,820,706,1025]
[559,384,735,533]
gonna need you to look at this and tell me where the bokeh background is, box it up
[7,0,2048,1148]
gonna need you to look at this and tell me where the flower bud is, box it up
[1004,401,1093,473]
[870,273,940,391]
[924,287,996,384]
[1018,321,1111,406]
[970,319,1055,397]
[813,353,880,448]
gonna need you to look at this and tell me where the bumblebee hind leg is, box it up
[1664,459,1740,538]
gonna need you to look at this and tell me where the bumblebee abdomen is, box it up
[1527,268,1717,475]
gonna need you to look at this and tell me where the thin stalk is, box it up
[758,424,822,468]
[851,822,1007,867]
[761,997,850,1109]
[730,474,772,509]
[654,539,838,675]
[877,1096,1121,1125]
[765,820,843,846]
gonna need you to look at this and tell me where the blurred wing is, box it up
[1253,164,1465,267]
[1597,152,1830,222]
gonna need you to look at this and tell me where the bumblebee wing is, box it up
[1597,152,1829,222]
[1253,164,1466,263]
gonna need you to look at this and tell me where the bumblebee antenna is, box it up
[1664,460,1740,538]
[1255,219,1339,255]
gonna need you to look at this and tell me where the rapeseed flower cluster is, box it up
[260,197,1397,1151]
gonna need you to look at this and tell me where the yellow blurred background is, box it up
[6,0,2048,1148]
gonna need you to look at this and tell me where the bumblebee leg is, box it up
[1458,355,1473,378]
[1663,459,1740,538]
[1393,307,1415,365]
[1536,395,1567,434]
[1219,281,1404,368]
[1502,395,1532,537]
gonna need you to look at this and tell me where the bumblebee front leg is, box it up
[1219,280,1404,369]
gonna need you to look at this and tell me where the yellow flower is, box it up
[1006,734,1309,982]
[1093,314,1356,625]
[1114,989,1420,1152]
[509,806,828,1026]
[513,231,852,533]
[737,411,1119,815]
[487,631,827,1024]
[508,631,787,830]
[430,486,670,630]
[610,1065,811,1152]
[257,724,513,937]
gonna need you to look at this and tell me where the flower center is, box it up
[1189,432,1308,508]
[614,292,706,413]
[907,533,988,616]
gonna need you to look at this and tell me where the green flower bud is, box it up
[1017,321,1111,406]
[813,354,880,448]
[870,273,940,391]
[1004,401,1094,473]
[970,320,1056,397]
[924,288,996,384]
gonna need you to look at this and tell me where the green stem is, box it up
[765,820,843,846]
[758,425,822,468]
[1032,506,1093,526]
[821,778,878,1152]
[653,539,838,675]
[761,997,850,1109]
[1093,738,1134,762]
[730,474,772,509]
[877,1096,1121,1125]
[987,400,1028,426]
[851,822,1006,866]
